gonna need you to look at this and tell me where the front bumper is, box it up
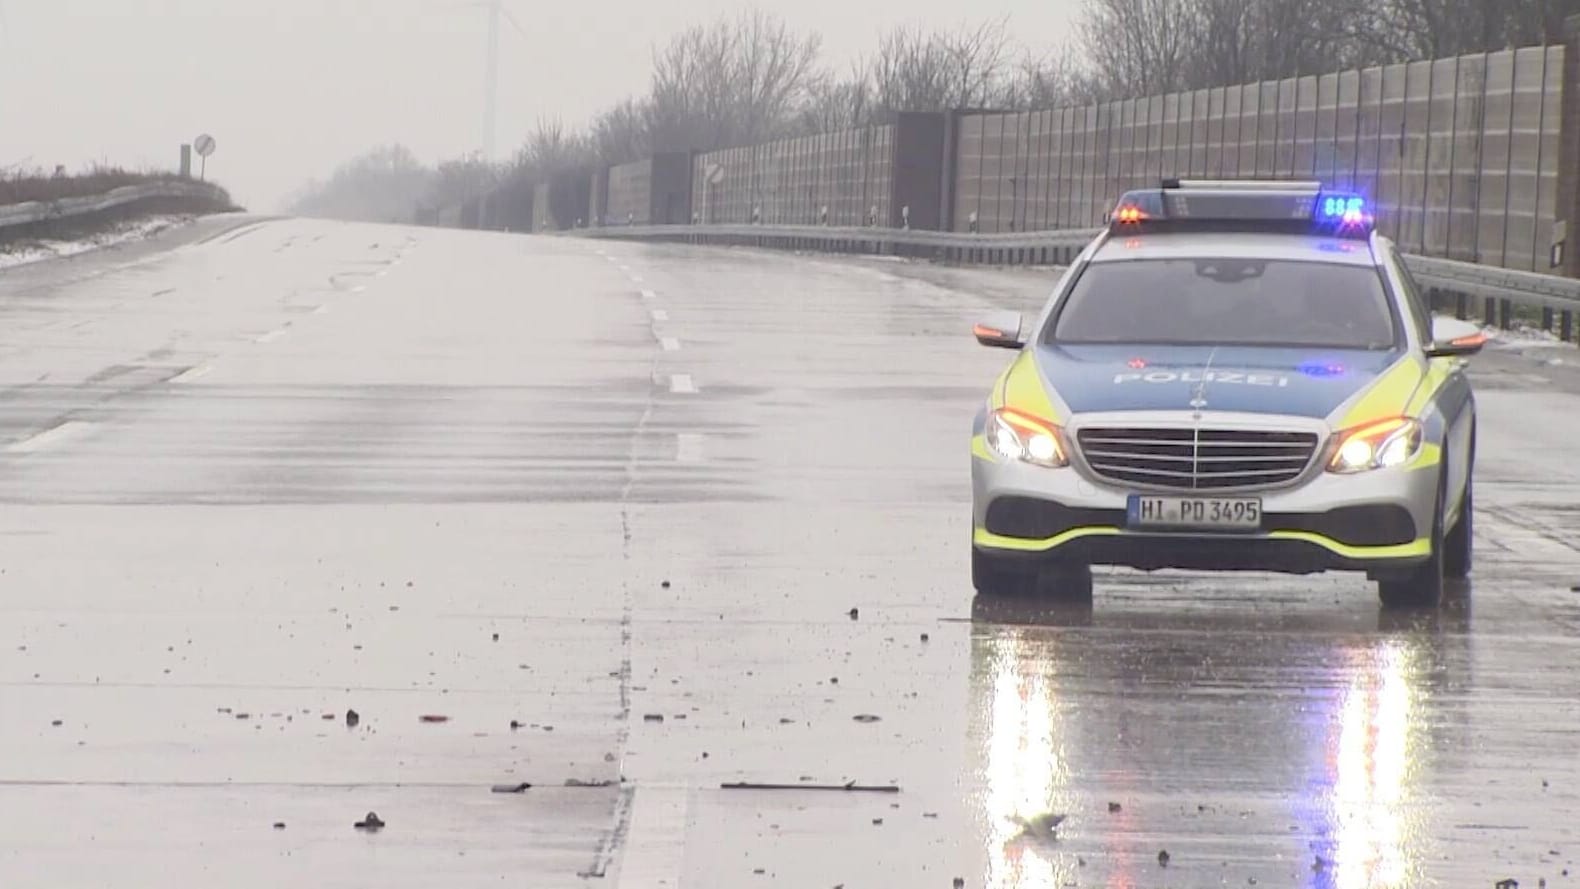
[971,424,1440,577]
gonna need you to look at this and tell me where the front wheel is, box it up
[1443,477,1472,580]
[973,548,1094,602]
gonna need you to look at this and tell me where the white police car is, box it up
[970,179,1486,608]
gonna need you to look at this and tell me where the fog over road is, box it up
[2,217,1578,888]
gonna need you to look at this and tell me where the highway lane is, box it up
[1,219,1578,888]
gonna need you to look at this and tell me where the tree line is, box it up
[290,0,1579,223]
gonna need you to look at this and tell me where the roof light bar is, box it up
[1108,179,1375,238]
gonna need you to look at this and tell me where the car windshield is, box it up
[1046,257,1398,349]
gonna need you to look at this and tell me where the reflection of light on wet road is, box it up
[1329,639,1419,888]
[982,632,1070,889]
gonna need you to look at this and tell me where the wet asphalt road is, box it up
[1,216,1579,888]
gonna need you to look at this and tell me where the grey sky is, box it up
[0,0,1079,212]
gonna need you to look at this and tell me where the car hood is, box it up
[1037,344,1405,418]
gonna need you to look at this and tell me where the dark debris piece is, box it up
[345,709,360,728]
[852,714,881,723]
[847,608,859,620]
[354,812,385,831]
[272,822,286,830]
[1108,801,1122,813]
[1158,849,1171,867]
[491,783,532,794]
[721,781,899,793]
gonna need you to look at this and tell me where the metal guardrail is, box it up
[1403,254,1580,309]
[0,181,229,232]
[577,221,1104,252]
[572,222,1580,339]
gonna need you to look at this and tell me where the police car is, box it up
[969,179,1486,608]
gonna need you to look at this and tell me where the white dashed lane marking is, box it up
[255,328,289,344]
[675,433,706,464]
[660,337,681,352]
[640,289,657,300]
[169,365,213,384]
[650,309,669,322]
[6,421,97,454]
[669,374,698,394]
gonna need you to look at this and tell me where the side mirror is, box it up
[973,312,1024,349]
[1424,316,1488,359]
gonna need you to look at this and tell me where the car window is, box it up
[1045,257,1399,350]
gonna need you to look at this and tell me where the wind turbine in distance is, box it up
[457,0,530,162]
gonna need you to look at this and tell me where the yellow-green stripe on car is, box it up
[974,526,1431,560]
[991,352,1059,421]
[1337,356,1422,427]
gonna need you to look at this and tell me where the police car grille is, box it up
[1075,427,1319,490]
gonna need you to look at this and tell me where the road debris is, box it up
[491,783,532,794]
[1108,801,1122,813]
[852,714,881,723]
[1158,849,1171,867]
[419,714,449,723]
[721,781,900,793]
[354,811,385,832]
[272,822,286,830]
[644,714,664,723]
[847,607,859,620]
[345,709,359,728]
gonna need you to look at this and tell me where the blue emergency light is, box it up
[1107,180,1374,238]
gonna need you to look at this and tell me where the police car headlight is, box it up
[987,408,1068,468]
[1327,417,1423,473]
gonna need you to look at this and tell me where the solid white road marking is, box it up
[7,421,96,454]
[613,786,689,889]
[255,328,289,344]
[650,309,669,322]
[170,365,213,383]
[669,374,698,394]
[660,337,681,352]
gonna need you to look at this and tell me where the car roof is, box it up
[1088,231,1381,268]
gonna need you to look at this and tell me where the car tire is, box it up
[972,549,1094,603]
[1034,563,1094,603]
[1377,469,1446,609]
[1443,476,1472,580]
[972,548,1036,598]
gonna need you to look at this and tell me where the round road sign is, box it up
[194,134,216,157]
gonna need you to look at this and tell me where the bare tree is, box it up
[866,19,1016,113]
[731,9,823,142]
[1078,0,1198,97]
[289,143,433,223]
[646,10,822,152]
[999,48,1099,109]
[795,67,874,133]
[589,99,651,166]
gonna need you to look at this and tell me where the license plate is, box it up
[1127,494,1262,530]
